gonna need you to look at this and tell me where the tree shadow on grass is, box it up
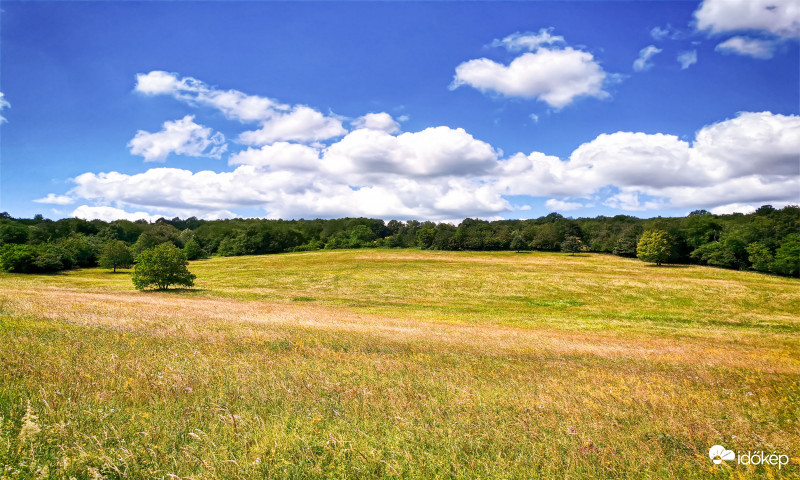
[644,264,691,268]
[146,288,210,294]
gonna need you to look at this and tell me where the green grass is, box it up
[1,249,798,478]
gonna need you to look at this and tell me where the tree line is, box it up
[0,205,797,277]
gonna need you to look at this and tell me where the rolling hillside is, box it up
[1,250,798,478]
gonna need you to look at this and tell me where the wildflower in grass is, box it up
[34,465,49,479]
[87,467,105,480]
[18,402,41,443]
[578,440,598,454]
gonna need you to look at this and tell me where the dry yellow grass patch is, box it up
[2,285,797,376]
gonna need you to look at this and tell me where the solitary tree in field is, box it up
[637,230,671,266]
[132,243,195,290]
[98,240,133,272]
[560,236,585,255]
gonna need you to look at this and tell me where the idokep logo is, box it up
[709,445,790,469]
[709,445,735,465]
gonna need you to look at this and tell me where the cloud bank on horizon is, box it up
[50,75,800,221]
[15,0,800,222]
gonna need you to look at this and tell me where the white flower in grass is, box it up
[18,402,41,443]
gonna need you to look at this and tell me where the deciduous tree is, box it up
[132,243,195,290]
[99,240,134,272]
[560,236,585,255]
[771,234,800,277]
[510,231,527,253]
[746,242,773,272]
[637,230,671,266]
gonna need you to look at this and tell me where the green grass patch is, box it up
[0,250,798,478]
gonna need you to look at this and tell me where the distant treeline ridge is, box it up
[0,205,798,276]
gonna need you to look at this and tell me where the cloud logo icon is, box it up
[709,445,735,464]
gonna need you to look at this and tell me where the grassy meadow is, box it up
[1,249,798,479]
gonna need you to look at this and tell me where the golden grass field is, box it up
[1,249,798,479]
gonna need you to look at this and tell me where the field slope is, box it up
[1,249,798,479]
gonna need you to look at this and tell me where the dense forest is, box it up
[0,205,798,276]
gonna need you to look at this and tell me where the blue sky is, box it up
[1,0,798,222]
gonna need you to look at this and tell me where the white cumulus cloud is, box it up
[69,167,509,222]
[633,45,662,72]
[452,47,608,108]
[715,36,776,58]
[494,151,583,197]
[351,112,400,133]
[490,29,566,51]
[71,205,164,222]
[603,192,666,211]
[33,194,75,205]
[135,71,287,122]
[651,25,682,40]
[495,111,799,212]
[323,126,498,178]
[691,111,800,178]
[695,0,800,39]
[641,176,799,211]
[0,92,9,123]
[71,167,283,212]
[677,50,698,69]
[710,203,758,215]
[134,70,184,96]
[128,115,227,162]
[229,142,321,171]
[570,131,703,188]
[64,123,504,221]
[135,71,343,144]
[238,106,346,145]
[545,199,583,211]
